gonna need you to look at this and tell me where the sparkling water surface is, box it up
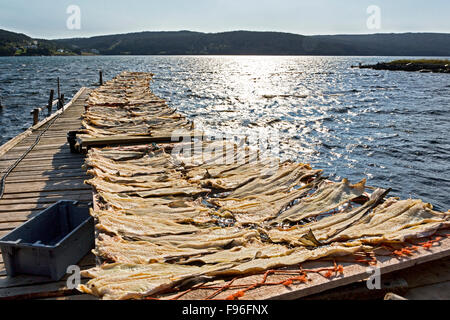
[0,56,448,210]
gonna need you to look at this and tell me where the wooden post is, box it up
[99,70,103,86]
[32,109,39,126]
[57,77,61,101]
[47,89,54,115]
[59,94,65,110]
[0,98,3,110]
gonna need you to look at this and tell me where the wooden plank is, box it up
[0,156,84,169]
[4,172,86,182]
[1,190,93,200]
[7,168,86,176]
[38,120,83,124]
[8,146,71,155]
[17,134,74,141]
[6,170,87,180]
[3,178,89,194]
[0,198,91,214]
[5,175,88,184]
[0,206,90,223]
[1,146,69,156]
[0,254,95,290]
[0,152,83,162]
[3,167,86,176]
[389,255,450,289]
[0,203,52,213]
[0,280,81,300]
[22,132,78,139]
[0,158,85,169]
[0,230,11,238]
[305,256,450,300]
[78,130,202,151]
[305,275,408,300]
[0,198,92,209]
[0,131,34,159]
[39,123,83,128]
[4,164,84,173]
[32,127,81,132]
[0,221,22,231]
[40,294,98,300]
[4,144,69,152]
[0,154,81,164]
[161,234,450,300]
[0,194,93,206]
[258,237,450,300]
[0,269,94,299]
[0,275,64,291]
[17,137,73,146]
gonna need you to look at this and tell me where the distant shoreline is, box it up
[2,28,450,57]
[356,59,450,73]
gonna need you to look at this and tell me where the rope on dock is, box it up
[0,110,62,200]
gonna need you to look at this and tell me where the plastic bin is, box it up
[0,200,94,280]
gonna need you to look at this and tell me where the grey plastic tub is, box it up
[0,200,94,280]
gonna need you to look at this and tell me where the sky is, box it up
[1,0,449,39]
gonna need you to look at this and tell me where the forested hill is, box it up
[0,29,75,56]
[1,28,449,56]
[54,31,450,56]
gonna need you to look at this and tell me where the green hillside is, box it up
[1,28,449,56]
[0,29,76,56]
[55,31,450,56]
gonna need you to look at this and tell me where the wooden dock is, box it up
[0,88,96,300]
[0,81,448,300]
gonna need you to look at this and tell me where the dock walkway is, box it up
[0,88,95,299]
[0,79,448,300]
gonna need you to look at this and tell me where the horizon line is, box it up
[50,30,450,41]
[1,27,449,41]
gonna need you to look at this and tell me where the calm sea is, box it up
[0,56,449,210]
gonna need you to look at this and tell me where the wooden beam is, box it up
[32,109,39,126]
[0,190,93,200]
[47,89,54,115]
[57,77,60,101]
[77,131,204,152]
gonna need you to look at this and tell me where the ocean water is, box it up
[0,55,449,210]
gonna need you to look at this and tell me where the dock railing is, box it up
[29,70,103,126]
[29,77,67,126]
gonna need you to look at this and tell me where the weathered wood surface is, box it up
[0,87,93,300]
[307,255,450,300]
[77,130,205,153]
[155,233,450,300]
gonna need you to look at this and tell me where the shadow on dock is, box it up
[0,89,96,300]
